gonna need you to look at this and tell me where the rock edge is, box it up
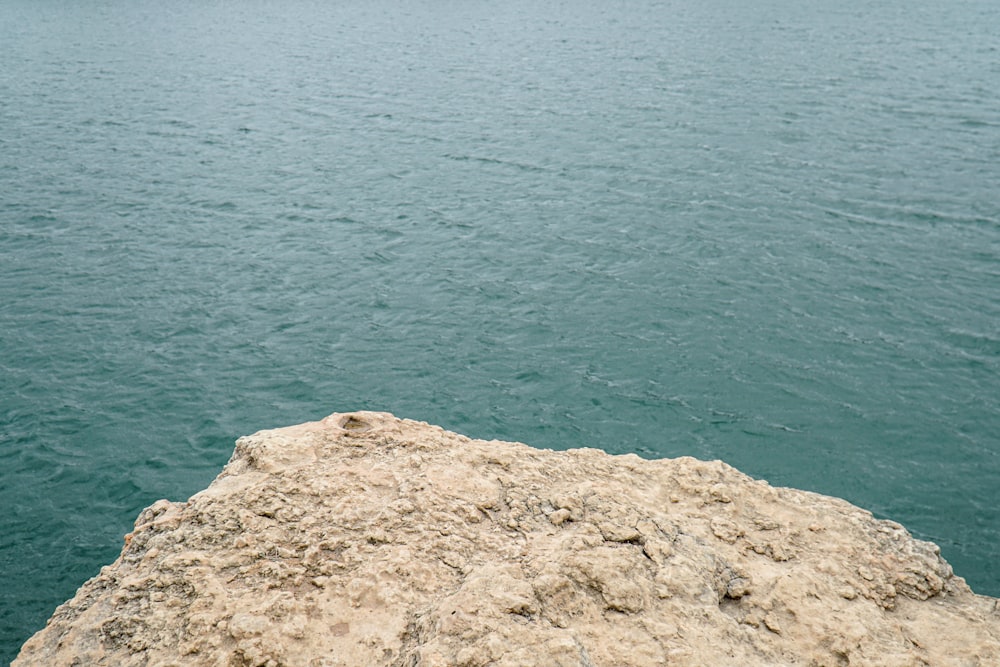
[15,411,1000,666]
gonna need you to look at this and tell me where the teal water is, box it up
[2,0,999,659]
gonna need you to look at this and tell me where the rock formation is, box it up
[15,412,1000,666]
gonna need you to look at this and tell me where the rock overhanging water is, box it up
[15,412,1000,666]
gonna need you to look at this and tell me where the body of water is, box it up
[2,0,999,660]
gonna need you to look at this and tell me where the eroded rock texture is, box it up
[15,412,1000,666]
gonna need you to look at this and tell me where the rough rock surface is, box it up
[15,411,1000,667]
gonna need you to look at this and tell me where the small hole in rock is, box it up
[341,416,369,431]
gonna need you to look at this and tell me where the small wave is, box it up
[443,153,549,173]
[944,329,1000,357]
[959,118,1000,128]
[818,200,999,230]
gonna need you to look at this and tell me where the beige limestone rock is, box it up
[15,411,1000,666]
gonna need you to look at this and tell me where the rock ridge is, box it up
[14,411,1000,666]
